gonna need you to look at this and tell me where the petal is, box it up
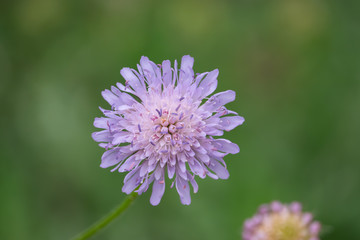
[137,174,154,195]
[112,131,131,145]
[93,117,110,129]
[206,170,219,179]
[101,89,121,107]
[212,139,240,154]
[188,159,206,178]
[173,59,178,85]
[140,56,157,84]
[122,168,141,194]
[195,152,210,164]
[179,55,194,82]
[162,60,172,87]
[219,116,245,131]
[167,164,175,179]
[150,178,166,206]
[200,90,236,113]
[187,172,199,193]
[175,176,191,205]
[178,160,186,172]
[140,161,149,177]
[154,165,163,180]
[100,148,122,168]
[197,69,218,99]
[207,159,229,179]
[92,130,111,142]
[310,222,321,235]
[118,155,137,172]
[120,68,145,94]
[175,165,188,180]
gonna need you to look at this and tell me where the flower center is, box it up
[147,107,189,155]
[258,210,311,240]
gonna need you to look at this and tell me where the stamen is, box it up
[160,127,168,134]
[129,162,136,170]
[156,109,162,117]
[176,122,184,129]
[173,133,180,141]
[162,108,169,116]
[190,114,194,120]
[150,114,158,121]
[169,125,177,133]
[151,134,160,142]
[107,121,112,133]
[138,124,142,132]
[150,141,155,146]
[164,134,172,142]
[175,104,181,112]
[179,97,185,101]
[179,112,184,120]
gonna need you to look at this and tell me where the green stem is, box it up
[71,192,138,240]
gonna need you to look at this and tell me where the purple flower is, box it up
[243,201,322,240]
[92,55,244,205]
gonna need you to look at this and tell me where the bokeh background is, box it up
[1,0,360,239]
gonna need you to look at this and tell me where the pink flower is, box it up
[243,201,321,240]
[92,55,244,205]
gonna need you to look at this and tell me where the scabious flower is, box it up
[242,201,321,240]
[92,55,244,205]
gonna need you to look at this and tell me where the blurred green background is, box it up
[1,0,360,239]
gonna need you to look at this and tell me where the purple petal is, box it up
[187,172,198,193]
[150,178,166,206]
[140,56,157,84]
[207,159,229,179]
[100,148,122,168]
[101,89,120,107]
[92,130,111,142]
[188,159,206,178]
[120,67,145,93]
[212,139,240,154]
[289,202,302,213]
[195,152,210,164]
[137,175,154,195]
[197,69,218,99]
[122,168,141,194]
[118,155,137,172]
[154,165,163,180]
[162,60,172,87]
[112,131,131,145]
[175,176,191,205]
[140,162,149,177]
[270,201,283,212]
[93,117,113,129]
[179,55,194,81]
[310,221,321,234]
[302,213,313,225]
[219,116,245,131]
[167,164,175,179]
[200,90,236,114]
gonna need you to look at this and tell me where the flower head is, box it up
[243,201,321,240]
[92,55,244,205]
